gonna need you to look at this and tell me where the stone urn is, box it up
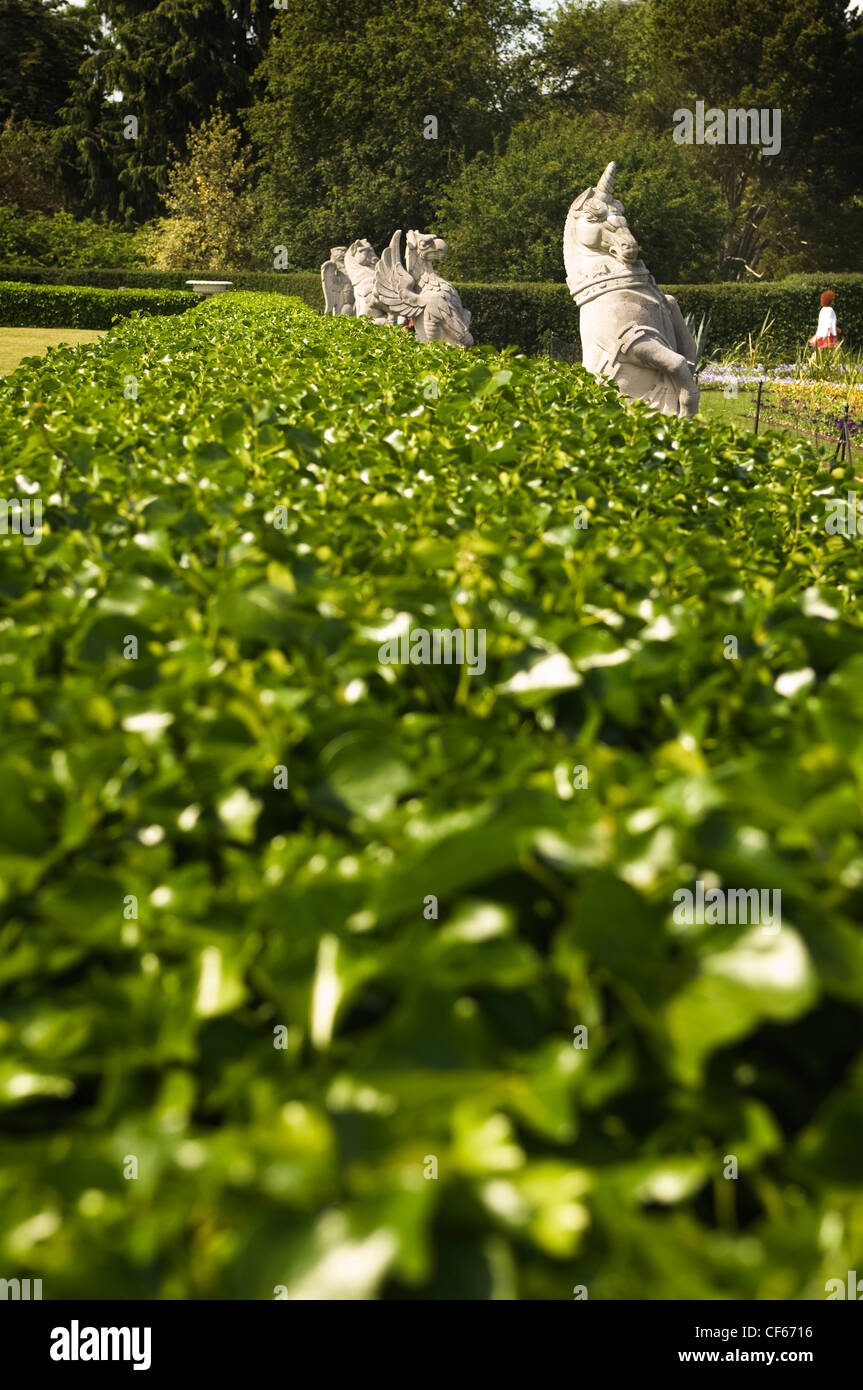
[186,280,233,297]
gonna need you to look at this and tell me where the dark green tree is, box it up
[646,0,863,277]
[59,0,274,223]
[538,0,653,118]
[0,116,65,211]
[248,0,537,269]
[0,0,91,126]
[435,109,729,284]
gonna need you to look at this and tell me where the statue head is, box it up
[566,162,640,266]
[406,230,448,270]
[347,238,378,267]
[330,246,348,268]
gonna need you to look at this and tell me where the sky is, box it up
[63,0,863,15]
[530,0,863,11]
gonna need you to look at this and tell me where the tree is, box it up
[0,0,91,126]
[435,110,729,284]
[539,0,652,118]
[646,0,863,278]
[140,112,257,269]
[248,0,537,269]
[59,0,274,223]
[0,117,64,212]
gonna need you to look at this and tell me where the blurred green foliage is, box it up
[1,295,862,1300]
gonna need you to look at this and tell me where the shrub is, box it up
[138,114,259,272]
[0,294,862,1299]
[0,281,199,328]
[0,205,144,268]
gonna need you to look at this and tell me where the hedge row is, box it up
[0,264,323,301]
[1,266,860,357]
[461,274,863,359]
[4,293,863,1299]
[670,274,863,363]
[0,281,200,329]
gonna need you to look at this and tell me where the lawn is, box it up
[698,388,837,456]
[0,325,105,376]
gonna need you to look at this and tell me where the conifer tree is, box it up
[59,0,272,222]
[0,0,91,127]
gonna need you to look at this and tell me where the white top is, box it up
[816,306,838,337]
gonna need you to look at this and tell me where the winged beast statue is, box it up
[374,229,473,347]
[321,246,355,316]
[343,239,391,323]
[563,162,698,417]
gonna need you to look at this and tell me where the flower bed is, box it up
[699,366,863,444]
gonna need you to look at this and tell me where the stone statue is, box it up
[563,163,698,417]
[374,229,474,347]
[344,239,390,323]
[321,246,355,316]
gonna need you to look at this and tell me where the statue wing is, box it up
[374,230,424,317]
[405,230,423,284]
[321,260,341,315]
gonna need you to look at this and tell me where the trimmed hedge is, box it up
[1,266,860,356]
[669,274,863,363]
[4,294,863,1300]
[459,282,579,358]
[460,275,863,359]
[0,281,200,329]
[0,264,323,304]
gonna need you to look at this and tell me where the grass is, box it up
[697,387,837,458]
[0,325,104,376]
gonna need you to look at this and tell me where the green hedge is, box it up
[1,266,860,356]
[460,275,863,359]
[3,293,863,1300]
[0,264,323,305]
[458,282,579,358]
[669,274,863,363]
[0,281,200,329]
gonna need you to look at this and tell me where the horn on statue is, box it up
[596,162,616,197]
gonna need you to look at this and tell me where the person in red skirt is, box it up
[809,290,840,349]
